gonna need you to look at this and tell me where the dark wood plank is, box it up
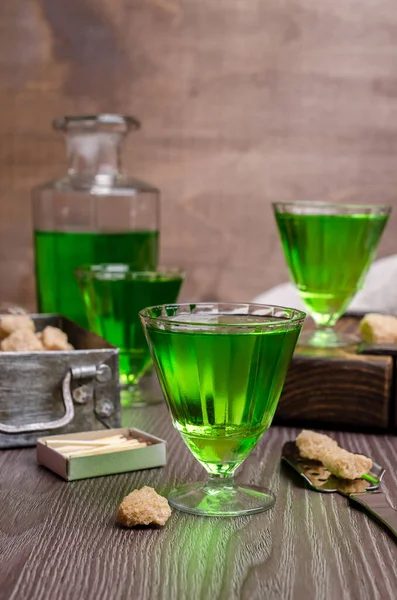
[277,317,394,430]
[0,447,66,596]
[2,406,397,600]
[1,0,397,307]
[278,353,392,430]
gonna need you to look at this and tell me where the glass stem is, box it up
[206,473,235,488]
[308,323,340,348]
[316,324,334,333]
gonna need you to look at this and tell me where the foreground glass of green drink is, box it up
[273,202,391,348]
[75,265,184,406]
[140,302,305,517]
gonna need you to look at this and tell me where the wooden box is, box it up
[275,315,397,432]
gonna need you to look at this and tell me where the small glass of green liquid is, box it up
[140,302,305,517]
[75,265,184,406]
[35,229,159,329]
[273,202,391,348]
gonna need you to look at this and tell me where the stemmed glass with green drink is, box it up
[273,202,391,348]
[140,302,305,517]
[75,265,184,406]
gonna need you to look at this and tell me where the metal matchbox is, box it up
[0,314,121,449]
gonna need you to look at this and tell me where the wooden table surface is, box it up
[1,405,397,600]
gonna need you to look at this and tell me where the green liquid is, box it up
[81,276,183,385]
[146,316,301,475]
[274,212,388,325]
[34,230,158,328]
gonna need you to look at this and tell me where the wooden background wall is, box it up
[0,0,397,309]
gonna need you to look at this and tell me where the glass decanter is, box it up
[32,114,160,329]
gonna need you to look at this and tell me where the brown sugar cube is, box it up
[322,448,372,480]
[41,326,74,351]
[1,329,44,352]
[296,429,373,480]
[360,313,397,344]
[296,430,339,461]
[116,486,172,527]
[0,315,35,339]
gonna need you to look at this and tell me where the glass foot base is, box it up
[298,328,359,349]
[168,481,275,517]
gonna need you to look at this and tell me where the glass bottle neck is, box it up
[66,131,123,186]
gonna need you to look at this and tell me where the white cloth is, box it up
[252,255,397,315]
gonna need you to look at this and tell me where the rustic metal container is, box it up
[0,314,120,449]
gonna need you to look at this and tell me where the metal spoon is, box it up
[282,441,397,538]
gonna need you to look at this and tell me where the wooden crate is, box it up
[275,316,396,432]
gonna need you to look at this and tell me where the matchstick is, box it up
[46,438,127,448]
[62,440,144,455]
[62,441,148,458]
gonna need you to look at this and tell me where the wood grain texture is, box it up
[1,0,397,308]
[278,353,392,429]
[1,406,397,600]
[276,316,394,430]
